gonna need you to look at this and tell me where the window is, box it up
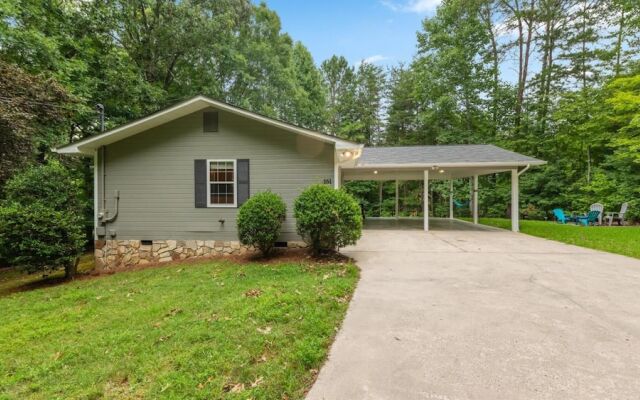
[207,160,236,207]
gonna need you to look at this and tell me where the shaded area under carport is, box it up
[364,217,496,231]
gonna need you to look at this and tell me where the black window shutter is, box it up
[203,111,218,132]
[194,159,207,208]
[237,159,250,207]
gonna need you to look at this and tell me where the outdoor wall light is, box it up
[343,150,352,158]
[439,169,445,173]
[373,170,378,174]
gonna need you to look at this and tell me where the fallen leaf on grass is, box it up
[165,308,182,317]
[158,334,172,342]
[322,273,331,280]
[244,288,262,297]
[223,382,245,393]
[160,383,171,392]
[205,313,218,322]
[52,352,62,360]
[197,376,214,390]
[257,326,272,335]
[250,376,264,388]
[335,295,350,303]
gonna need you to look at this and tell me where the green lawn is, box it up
[0,253,95,297]
[0,259,358,399]
[468,217,640,259]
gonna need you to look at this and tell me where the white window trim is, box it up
[206,159,237,208]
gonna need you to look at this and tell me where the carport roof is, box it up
[355,144,545,167]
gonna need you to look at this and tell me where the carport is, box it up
[336,145,546,232]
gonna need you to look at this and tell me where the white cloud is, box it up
[405,0,442,12]
[381,0,442,13]
[357,55,389,66]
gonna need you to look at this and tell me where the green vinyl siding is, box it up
[97,108,335,240]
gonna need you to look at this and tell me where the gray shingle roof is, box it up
[356,145,544,166]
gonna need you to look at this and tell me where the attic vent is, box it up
[141,240,153,246]
[203,111,219,133]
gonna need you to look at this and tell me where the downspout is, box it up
[95,104,119,233]
[101,145,106,213]
[99,145,119,225]
[517,164,531,176]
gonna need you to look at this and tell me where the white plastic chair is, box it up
[589,203,604,225]
[606,202,628,226]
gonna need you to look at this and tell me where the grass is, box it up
[0,253,95,297]
[0,258,359,399]
[466,217,640,259]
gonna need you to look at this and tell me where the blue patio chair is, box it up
[552,208,571,224]
[575,210,600,226]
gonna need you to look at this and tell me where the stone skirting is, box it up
[94,239,307,270]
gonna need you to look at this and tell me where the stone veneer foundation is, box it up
[95,239,307,270]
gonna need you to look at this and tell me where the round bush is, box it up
[3,160,85,212]
[237,191,287,256]
[0,202,85,276]
[294,184,362,254]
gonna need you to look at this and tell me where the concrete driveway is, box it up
[307,219,640,400]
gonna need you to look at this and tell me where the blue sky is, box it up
[263,0,442,67]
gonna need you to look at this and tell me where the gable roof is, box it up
[55,95,361,155]
[354,145,545,168]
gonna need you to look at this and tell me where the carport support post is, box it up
[423,170,429,231]
[472,175,479,224]
[511,169,519,232]
[395,179,399,219]
[449,180,454,220]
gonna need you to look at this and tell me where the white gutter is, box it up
[344,161,546,169]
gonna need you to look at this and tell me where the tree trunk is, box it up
[481,3,500,136]
[65,257,79,280]
[614,7,625,76]
[586,144,591,184]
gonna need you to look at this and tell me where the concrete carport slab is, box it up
[306,222,640,400]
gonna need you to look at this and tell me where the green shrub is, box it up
[3,160,85,212]
[237,191,287,256]
[0,203,85,276]
[294,184,362,255]
[0,161,87,277]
